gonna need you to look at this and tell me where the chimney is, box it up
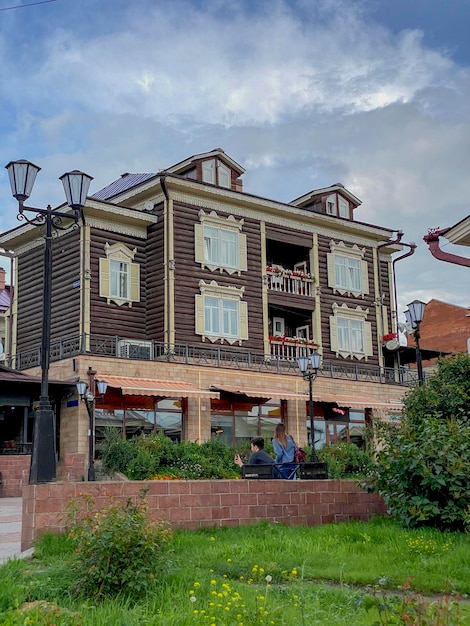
[0,268,5,291]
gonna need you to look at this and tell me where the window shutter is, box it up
[239,301,248,340]
[130,263,140,302]
[361,260,369,295]
[330,315,338,353]
[364,321,373,356]
[239,233,247,272]
[194,224,205,264]
[327,253,336,288]
[195,295,205,335]
[99,258,110,298]
[382,306,389,335]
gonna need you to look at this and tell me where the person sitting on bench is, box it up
[234,437,277,476]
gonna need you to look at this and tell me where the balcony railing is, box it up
[266,268,313,296]
[269,338,319,361]
[8,332,422,387]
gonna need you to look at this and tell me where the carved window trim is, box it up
[99,242,140,307]
[195,279,248,346]
[327,240,369,298]
[330,302,373,360]
[194,209,247,275]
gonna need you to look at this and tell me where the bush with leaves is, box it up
[102,432,240,479]
[403,352,470,425]
[317,441,374,479]
[65,492,173,600]
[366,354,470,531]
[369,416,470,531]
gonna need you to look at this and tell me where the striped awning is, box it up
[209,385,308,401]
[98,375,219,398]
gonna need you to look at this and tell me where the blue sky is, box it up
[0,0,469,318]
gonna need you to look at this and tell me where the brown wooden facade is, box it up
[0,148,408,481]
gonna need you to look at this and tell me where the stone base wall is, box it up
[0,455,30,497]
[21,479,387,551]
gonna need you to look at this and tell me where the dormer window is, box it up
[326,193,350,218]
[201,159,231,188]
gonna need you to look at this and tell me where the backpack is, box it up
[289,435,307,463]
[294,445,307,463]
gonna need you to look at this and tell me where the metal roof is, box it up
[92,173,157,201]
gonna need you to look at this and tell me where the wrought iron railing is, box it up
[8,333,421,386]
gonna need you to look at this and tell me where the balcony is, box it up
[266,266,313,297]
[9,332,420,386]
[269,336,318,361]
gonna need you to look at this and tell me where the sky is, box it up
[0,0,469,322]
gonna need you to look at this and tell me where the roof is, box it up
[290,183,362,208]
[441,214,470,247]
[92,173,158,201]
[0,363,72,386]
[164,148,245,176]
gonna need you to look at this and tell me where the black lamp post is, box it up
[404,299,426,385]
[76,377,108,481]
[5,159,92,484]
[297,351,322,462]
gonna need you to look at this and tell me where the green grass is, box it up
[1,516,469,625]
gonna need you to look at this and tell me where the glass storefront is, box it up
[94,398,184,454]
[211,399,283,447]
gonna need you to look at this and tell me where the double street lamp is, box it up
[297,351,322,462]
[5,159,93,484]
[76,376,108,481]
[404,299,426,385]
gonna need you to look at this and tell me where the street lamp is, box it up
[297,351,322,462]
[404,299,426,385]
[5,159,93,484]
[76,376,108,481]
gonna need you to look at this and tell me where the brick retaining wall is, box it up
[21,479,386,551]
[0,455,30,497]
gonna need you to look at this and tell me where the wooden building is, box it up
[1,149,411,480]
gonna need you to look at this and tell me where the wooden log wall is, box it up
[172,201,264,351]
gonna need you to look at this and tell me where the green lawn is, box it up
[1,516,469,625]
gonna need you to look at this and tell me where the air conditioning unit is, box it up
[117,339,153,360]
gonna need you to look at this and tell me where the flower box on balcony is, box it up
[266,266,313,280]
[269,335,318,347]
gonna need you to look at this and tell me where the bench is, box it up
[242,462,329,479]
[242,464,280,479]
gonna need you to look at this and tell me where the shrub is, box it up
[367,416,470,531]
[317,442,374,478]
[65,492,173,599]
[101,429,137,474]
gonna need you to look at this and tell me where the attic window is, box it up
[326,193,350,219]
[201,159,231,188]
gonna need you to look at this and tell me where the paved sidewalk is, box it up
[0,497,24,564]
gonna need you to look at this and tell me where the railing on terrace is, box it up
[266,269,313,296]
[8,333,422,387]
[270,338,319,361]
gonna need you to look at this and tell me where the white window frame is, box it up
[338,196,349,218]
[327,240,369,298]
[326,193,336,215]
[99,242,140,307]
[195,210,247,275]
[195,280,248,345]
[273,317,285,336]
[217,162,231,188]
[110,259,129,299]
[202,159,216,184]
[330,303,372,360]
